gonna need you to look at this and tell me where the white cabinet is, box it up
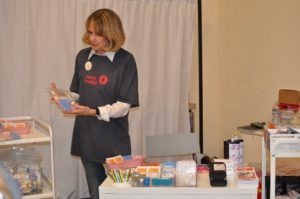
[261,129,300,199]
[0,116,55,198]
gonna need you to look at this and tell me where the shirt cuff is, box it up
[96,101,130,122]
[70,92,79,102]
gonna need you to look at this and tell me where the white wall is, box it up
[202,0,300,158]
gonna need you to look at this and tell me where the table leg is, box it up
[270,153,276,199]
[261,138,266,199]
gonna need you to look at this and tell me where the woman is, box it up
[52,8,139,199]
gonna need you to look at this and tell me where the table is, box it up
[99,173,257,199]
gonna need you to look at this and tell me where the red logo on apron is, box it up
[99,75,108,85]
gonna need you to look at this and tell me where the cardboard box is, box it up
[278,89,300,105]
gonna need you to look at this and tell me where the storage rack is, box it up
[0,116,55,198]
[261,129,300,199]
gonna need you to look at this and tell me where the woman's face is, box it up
[87,21,108,54]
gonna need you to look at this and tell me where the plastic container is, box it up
[0,147,43,194]
[175,160,197,187]
[161,161,176,178]
[130,173,146,187]
[280,109,295,126]
[272,103,281,126]
[0,121,31,134]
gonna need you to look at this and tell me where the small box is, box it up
[151,177,174,186]
[136,166,161,178]
[0,121,31,134]
[214,159,234,176]
[175,160,197,187]
[209,162,227,187]
[106,156,145,170]
[59,98,73,111]
[278,89,300,105]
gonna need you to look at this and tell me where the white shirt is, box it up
[88,49,115,62]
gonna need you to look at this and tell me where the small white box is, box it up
[175,160,197,187]
[214,159,234,176]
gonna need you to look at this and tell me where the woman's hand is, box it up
[62,103,96,116]
[49,82,60,105]
[49,82,95,116]
[49,82,71,113]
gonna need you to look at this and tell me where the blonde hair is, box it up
[82,8,126,52]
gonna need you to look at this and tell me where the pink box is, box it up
[106,156,145,170]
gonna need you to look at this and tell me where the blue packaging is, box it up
[59,98,72,111]
[151,178,174,186]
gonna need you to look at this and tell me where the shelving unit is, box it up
[0,116,55,199]
[261,129,300,199]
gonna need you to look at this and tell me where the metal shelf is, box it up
[261,129,300,199]
[0,116,55,199]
